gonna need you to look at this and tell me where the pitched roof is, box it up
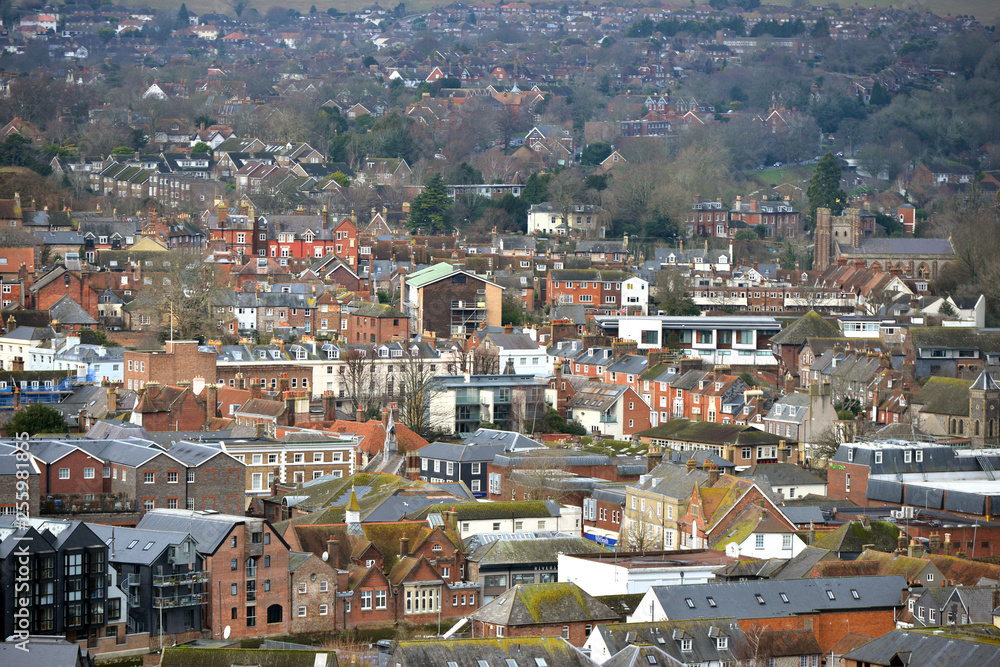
[844,627,1000,667]
[470,582,620,626]
[159,647,338,667]
[912,376,972,416]
[595,619,742,666]
[389,638,598,667]
[469,535,607,566]
[770,311,840,347]
[636,419,793,447]
[811,520,899,554]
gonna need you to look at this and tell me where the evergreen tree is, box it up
[806,153,847,229]
[811,16,829,38]
[178,3,189,24]
[6,403,67,436]
[869,81,891,107]
[408,173,452,233]
[521,172,550,205]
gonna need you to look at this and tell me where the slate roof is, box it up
[593,619,743,665]
[0,636,92,667]
[48,295,97,325]
[159,647,338,667]
[136,509,264,555]
[649,575,907,620]
[462,428,543,451]
[844,627,1000,667]
[470,582,620,626]
[89,524,192,565]
[389,638,598,667]
[469,535,607,566]
[842,238,955,256]
[972,369,1000,391]
[408,500,561,522]
[603,644,682,667]
[811,520,899,555]
[737,463,825,487]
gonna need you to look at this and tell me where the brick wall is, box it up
[826,461,869,506]
[125,341,217,390]
[0,471,39,517]
[739,608,897,655]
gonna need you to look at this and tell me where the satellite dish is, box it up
[223,625,231,640]
[322,551,329,562]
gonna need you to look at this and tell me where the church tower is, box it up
[969,369,1000,447]
[814,207,833,271]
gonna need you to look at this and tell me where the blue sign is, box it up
[585,532,617,547]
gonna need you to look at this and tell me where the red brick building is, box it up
[547,269,629,314]
[345,301,408,344]
[125,340,218,392]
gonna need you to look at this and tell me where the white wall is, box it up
[622,278,649,315]
[558,553,718,597]
[456,506,581,539]
[727,531,806,560]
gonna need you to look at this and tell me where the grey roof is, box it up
[972,369,1000,391]
[165,440,229,467]
[770,546,834,580]
[2,325,57,341]
[603,644,683,667]
[844,628,1000,667]
[607,355,649,375]
[48,294,98,325]
[419,441,510,463]
[842,237,955,256]
[0,452,38,475]
[0,636,91,667]
[649,576,907,620]
[763,393,813,424]
[637,462,709,501]
[136,509,253,555]
[779,506,826,526]
[482,332,541,351]
[471,582,620,626]
[469,535,607,566]
[388,638,599,667]
[595,619,743,665]
[462,428,544,451]
[89,523,193,565]
[737,463,826,487]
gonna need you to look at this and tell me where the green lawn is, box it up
[750,164,816,189]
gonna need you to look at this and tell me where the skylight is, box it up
[851,589,860,600]
[779,593,789,603]
[143,542,154,551]
[127,540,138,549]
[826,590,836,600]
[707,597,717,607]
[685,598,695,608]
[755,594,765,605]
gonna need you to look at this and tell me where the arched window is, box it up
[951,419,957,434]
[975,420,981,437]
[959,420,964,435]
[991,420,996,438]
[266,604,283,624]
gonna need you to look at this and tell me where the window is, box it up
[680,639,692,652]
[562,626,569,639]
[826,590,836,600]
[83,468,95,479]
[144,472,155,484]
[916,450,924,462]
[298,606,307,617]
[874,451,883,464]
[376,589,387,609]
[167,471,178,483]
[782,534,792,550]
[320,604,328,615]
[59,468,69,479]
[717,637,728,650]
[361,590,372,610]
[755,534,765,549]
[851,589,860,599]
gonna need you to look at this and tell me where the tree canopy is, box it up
[6,403,67,436]
[806,153,846,228]
[407,173,453,233]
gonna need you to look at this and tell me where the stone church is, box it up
[813,207,956,281]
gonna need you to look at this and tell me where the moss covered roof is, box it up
[770,311,840,347]
[407,499,560,521]
[470,582,620,626]
[636,419,794,446]
[812,520,899,554]
[912,376,972,417]
[160,647,336,667]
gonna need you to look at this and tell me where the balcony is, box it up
[600,414,618,424]
[152,592,207,609]
[153,571,209,587]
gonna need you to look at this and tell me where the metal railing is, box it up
[152,592,207,609]
[153,571,209,587]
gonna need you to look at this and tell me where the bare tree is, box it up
[511,449,574,503]
[471,344,500,375]
[343,348,382,419]
[618,515,657,555]
[734,624,774,667]
[396,347,436,437]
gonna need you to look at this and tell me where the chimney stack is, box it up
[323,391,336,421]
[12,387,20,411]
[356,405,365,423]
[106,386,117,414]
[327,535,340,570]
[78,407,88,433]
[707,464,720,486]
[929,533,941,554]
[400,536,410,557]
[206,384,218,423]
[382,407,390,430]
